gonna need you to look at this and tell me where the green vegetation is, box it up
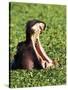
[9,2,66,88]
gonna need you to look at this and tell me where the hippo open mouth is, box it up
[30,22,54,68]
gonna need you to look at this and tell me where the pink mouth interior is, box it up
[35,40,45,60]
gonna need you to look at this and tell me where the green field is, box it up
[9,2,66,88]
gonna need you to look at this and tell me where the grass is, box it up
[9,2,66,88]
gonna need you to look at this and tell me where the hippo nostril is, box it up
[45,62,47,68]
[39,26,42,30]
